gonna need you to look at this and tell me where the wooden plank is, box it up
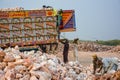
[35,23,44,27]
[12,24,22,29]
[60,28,76,32]
[24,24,33,29]
[0,24,9,30]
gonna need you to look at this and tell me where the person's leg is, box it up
[64,51,68,63]
[93,64,97,74]
[66,51,68,63]
[75,49,78,62]
[63,51,66,63]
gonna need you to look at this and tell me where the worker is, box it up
[56,9,63,29]
[60,39,69,63]
[73,38,79,62]
[92,54,103,74]
[92,54,119,75]
[42,5,53,10]
[46,6,52,8]
[42,5,47,10]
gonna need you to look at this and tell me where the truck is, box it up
[0,7,76,52]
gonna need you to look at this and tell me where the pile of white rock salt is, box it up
[0,46,120,80]
[109,45,120,53]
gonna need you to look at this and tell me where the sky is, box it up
[0,0,120,41]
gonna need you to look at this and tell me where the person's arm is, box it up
[98,64,103,73]
[59,39,65,44]
[61,41,65,44]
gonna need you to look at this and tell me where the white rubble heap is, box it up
[109,45,120,53]
[0,46,120,80]
[72,42,113,52]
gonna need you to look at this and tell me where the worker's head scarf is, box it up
[73,38,79,44]
[92,54,97,59]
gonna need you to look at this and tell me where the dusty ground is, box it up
[56,51,120,66]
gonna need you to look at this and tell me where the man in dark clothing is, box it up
[60,39,69,63]
[56,9,63,29]
[92,54,103,74]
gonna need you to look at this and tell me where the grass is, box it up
[69,39,120,46]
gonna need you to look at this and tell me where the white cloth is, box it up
[73,44,78,62]
[102,57,119,72]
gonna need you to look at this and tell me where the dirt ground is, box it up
[56,51,120,66]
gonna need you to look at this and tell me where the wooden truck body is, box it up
[0,9,76,49]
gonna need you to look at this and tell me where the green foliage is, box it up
[69,39,120,46]
[96,40,120,46]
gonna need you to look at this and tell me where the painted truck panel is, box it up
[60,10,76,32]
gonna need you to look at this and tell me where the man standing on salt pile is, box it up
[92,54,119,75]
[60,39,69,63]
[73,38,79,62]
